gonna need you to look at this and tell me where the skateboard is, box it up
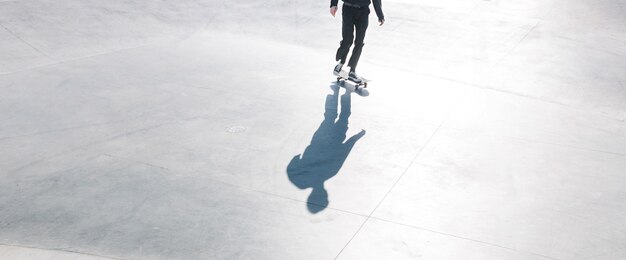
[335,70,370,90]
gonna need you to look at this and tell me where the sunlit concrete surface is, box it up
[1,0,626,259]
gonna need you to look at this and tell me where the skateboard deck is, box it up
[335,70,370,90]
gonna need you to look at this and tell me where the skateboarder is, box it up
[330,0,385,83]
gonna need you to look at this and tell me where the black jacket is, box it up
[331,0,384,21]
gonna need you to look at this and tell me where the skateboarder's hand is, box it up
[330,6,337,17]
[379,19,385,26]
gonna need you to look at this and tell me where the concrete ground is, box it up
[1,0,625,259]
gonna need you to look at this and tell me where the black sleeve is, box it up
[372,0,384,21]
[330,0,338,7]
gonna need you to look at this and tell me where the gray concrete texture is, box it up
[1,0,625,259]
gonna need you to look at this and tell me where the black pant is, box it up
[335,5,369,72]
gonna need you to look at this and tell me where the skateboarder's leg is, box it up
[323,91,339,123]
[335,7,356,64]
[347,9,369,72]
[337,93,352,126]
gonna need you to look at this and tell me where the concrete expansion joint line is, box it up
[104,153,171,171]
[0,22,51,59]
[0,243,122,260]
[486,20,540,75]
[506,136,626,157]
[5,116,188,176]
[368,60,568,110]
[372,60,626,124]
[368,217,562,260]
[0,42,156,76]
[438,125,626,157]
[0,120,127,142]
[334,91,470,259]
[335,89,564,260]
[106,152,370,218]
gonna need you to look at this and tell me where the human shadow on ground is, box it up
[287,83,366,214]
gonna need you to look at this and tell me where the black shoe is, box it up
[349,71,362,83]
[333,62,343,76]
